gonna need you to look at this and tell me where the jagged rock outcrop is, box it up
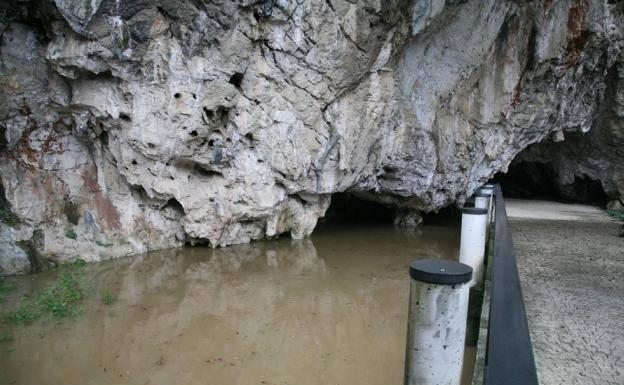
[498,59,624,207]
[1,0,623,274]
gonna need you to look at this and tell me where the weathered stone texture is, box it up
[1,0,623,273]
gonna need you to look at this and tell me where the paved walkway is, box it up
[507,200,624,385]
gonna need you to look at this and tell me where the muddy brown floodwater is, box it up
[1,222,475,385]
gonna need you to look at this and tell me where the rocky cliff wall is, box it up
[1,0,623,274]
[500,58,624,206]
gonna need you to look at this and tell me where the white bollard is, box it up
[405,259,472,385]
[474,193,490,211]
[458,207,488,287]
[478,187,495,222]
[474,192,491,223]
[479,187,494,198]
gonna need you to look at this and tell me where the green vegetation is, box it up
[71,258,86,268]
[37,270,85,318]
[605,209,624,220]
[63,197,81,225]
[0,333,12,343]
[65,228,77,240]
[3,262,88,325]
[95,241,113,247]
[101,289,114,305]
[0,207,19,226]
[6,297,40,325]
[0,279,15,295]
[0,279,15,304]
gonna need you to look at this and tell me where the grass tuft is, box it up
[0,279,15,295]
[37,270,85,318]
[101,289,114,305]
[0,279,15,304]
[6,297,41,325]
[605,209,624,220]
[65,228,77,240]
[0,333,12,343]
[3,262,88,325]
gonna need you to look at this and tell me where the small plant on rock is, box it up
[0,207,19,227]
[63,197,81,225]
[65,228,77,240]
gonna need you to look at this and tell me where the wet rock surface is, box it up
[1,0,624,272]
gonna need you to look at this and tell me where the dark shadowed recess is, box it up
[494,161,608,207]
[319,193,461,228]
[421,205,462,225]
[318,193,394,226]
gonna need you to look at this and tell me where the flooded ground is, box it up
[1,222,473,385]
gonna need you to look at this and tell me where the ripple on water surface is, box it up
[1,222,468,385]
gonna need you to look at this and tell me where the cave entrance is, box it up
[319,193,395,226]
[494,161,608,207]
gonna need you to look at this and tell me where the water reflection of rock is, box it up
[3,224,459,385]
[114,238,326,300]
[76,235,406,385]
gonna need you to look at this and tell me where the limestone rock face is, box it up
[504,59,624,206]
[1,0,623,274]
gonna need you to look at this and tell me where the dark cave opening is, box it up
[420,205,462,225]
[319,193,395,226]
[494,161,609,207]
[318,193,461,229]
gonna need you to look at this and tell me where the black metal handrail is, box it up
[483,185,538,385]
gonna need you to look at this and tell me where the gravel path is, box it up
[507,200,624,385]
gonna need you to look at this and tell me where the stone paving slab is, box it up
[507,200,624,385]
